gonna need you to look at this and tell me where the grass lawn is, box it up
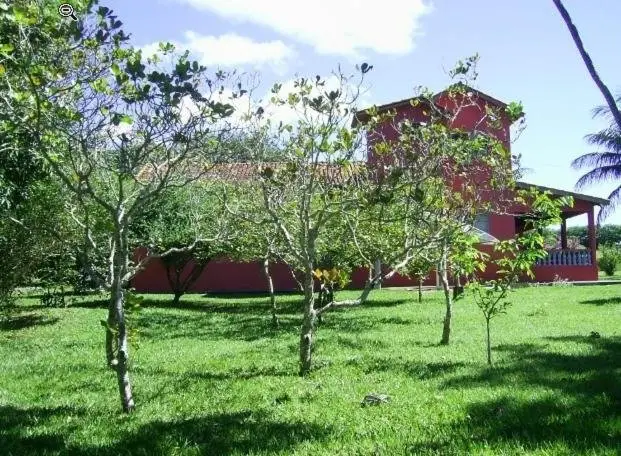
[1,286,621,455]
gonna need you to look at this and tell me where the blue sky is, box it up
[103,0,621,226]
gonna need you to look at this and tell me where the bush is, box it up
[598,246,621,276]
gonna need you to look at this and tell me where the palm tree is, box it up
[572,95,621,223]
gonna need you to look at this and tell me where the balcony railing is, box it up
[535,249,592,266]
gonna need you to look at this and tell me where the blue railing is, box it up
[535,249,592,266]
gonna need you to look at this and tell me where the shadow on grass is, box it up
[124,294,304,316]
[135,309,300,342]
[134,296,411,341]
[0,405,83,455]
[359,298,411,308]
[580,296,621,305]
[421,336,621,453]
[0,405,331,456]
[407,394,621,454]
[360,357,466,379]
[202,291,301,300]
[0,314,59,331]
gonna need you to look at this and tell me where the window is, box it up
[474,213,490,233]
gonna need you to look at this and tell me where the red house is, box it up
[132,87,608,293]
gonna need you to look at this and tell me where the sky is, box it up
[100,0,621,226]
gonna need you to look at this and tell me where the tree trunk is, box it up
[299,270,316,376]
[359,269,382,304]
[112,282,134,413]
[553,0,621,130]
[105,239,118,368]
[262,257,278,328]
[453,275,464,300]
[105,306,118,368]
[164,254,208,307]
[418,277,423,303]
[486,317,492,365]
[439,255,452,345]
[110,228,135,413]
[374,259,382,289]
[172,291,182,307]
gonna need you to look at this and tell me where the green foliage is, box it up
[40,285,67,308]
[134,183,233,303]
[598,224,621,246]
[598,245,621,276]
[0,177,75,305]
[564,224,621,248]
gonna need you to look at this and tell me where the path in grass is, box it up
[1,286,620,455]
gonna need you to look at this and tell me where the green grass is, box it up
[1,286,621,455]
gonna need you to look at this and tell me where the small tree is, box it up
[403,257,434,303]
[139,183,231,306]
[467,189,569,364]
[235,67,386,375]
[2,1,239,412]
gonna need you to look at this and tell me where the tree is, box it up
[553,0,621,221]
[2,1,237,412]
[234,68,387,375]
[467,189,568,364]
[138,183,232,306]
[402,257,434,303]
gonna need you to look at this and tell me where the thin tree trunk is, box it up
[112,283,134,413]
[164,255,207,307]
[105,239,118,368]
[359,269,382,304]
[299,269,316,376]
[105,306,118,368]
[486,317,492,365]
[111,229,134,413]
[262,257,278,327]
[440,254,452,345]
[374,259,382,289]
[553,0,621,130]
[418,277,423,303]
[453,275,463,300]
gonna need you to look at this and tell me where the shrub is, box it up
[598,246,621,276]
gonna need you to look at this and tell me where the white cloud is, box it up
[140,32,295,73]
[174,0,430,56]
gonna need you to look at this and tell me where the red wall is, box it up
[132,257,300,293]
[532,265,597,282]
[132,249,598,294]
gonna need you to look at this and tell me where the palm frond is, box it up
[572,152,621,170]
[585,128,621,151]
[591,94,621,121]
[597,185,621,224]
[575,165,621,190]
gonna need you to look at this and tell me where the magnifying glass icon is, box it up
[58,3,78,21]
